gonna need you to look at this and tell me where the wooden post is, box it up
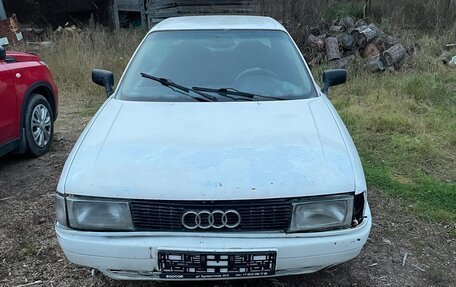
[112,0,120,30]
[363,0,371,18]
[140,0,147,29]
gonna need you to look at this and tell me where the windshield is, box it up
[118,30,317,102]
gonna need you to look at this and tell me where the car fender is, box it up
[17,81,57,152]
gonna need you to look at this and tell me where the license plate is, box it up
[158,250,277,279]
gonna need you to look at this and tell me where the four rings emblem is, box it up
[181,210,241,230]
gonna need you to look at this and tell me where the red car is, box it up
[0,46,58,157]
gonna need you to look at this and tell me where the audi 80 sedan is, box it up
[56,16,372,281]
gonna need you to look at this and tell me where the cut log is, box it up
[351,26,368,47]
[367,23,386,39]
[365,55,385,72]
[382,43,408,66]
[445,43,456,50]
[339,16,355,30]
[310,18,330,36]
[362,43,381,59]
[372,37,386,52]
[329,25,343,34]
[325,37,341,61]
[383,35,400,49]
[338,33,355,50]
[355,19,368,27]
[354,27,377,47]
[331,55,356,69]
[307,34,325,51]
[361,28,377,44]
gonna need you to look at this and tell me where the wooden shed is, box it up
[2,0,112,28]
[112,0,147,29]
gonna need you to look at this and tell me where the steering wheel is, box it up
[234,67,279,82]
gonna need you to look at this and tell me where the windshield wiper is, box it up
[140,73,217,102]
[192,87,286,101]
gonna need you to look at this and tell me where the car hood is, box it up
[63,98,355,200]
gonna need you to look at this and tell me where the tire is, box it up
[24,94,54,157]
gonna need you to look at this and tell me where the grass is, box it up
[323,1,365,21]
[37,26,146,112]
[322,31,456,233]
[14,26,455,235]
[24,243,37,256]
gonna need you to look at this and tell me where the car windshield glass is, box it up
[118,30,317,102]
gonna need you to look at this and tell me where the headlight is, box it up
[66,196,133,231]
[55,193,67,226]
[290,194,353,232]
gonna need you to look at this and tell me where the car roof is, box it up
[150,16,286,33]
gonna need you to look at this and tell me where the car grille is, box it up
[130,198,293,232]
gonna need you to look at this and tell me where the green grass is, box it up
[24,243,37,256]
[324,1,365,21]
[321,30,456,234]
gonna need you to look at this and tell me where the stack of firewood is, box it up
[305,16,410,72]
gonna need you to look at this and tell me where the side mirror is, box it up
[0,46,5,61]
[321,69,347,94]
[92,69,114,97]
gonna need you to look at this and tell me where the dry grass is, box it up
[255,0,456,28]
[38,27,145,111]
[369,0,456,30]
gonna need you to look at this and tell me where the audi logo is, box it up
[181,210,241,230]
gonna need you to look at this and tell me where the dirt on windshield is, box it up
[0,97,455,287]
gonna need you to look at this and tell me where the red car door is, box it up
[0,62,18,145]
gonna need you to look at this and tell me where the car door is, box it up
[0,62,18,145]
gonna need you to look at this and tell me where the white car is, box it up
[56,16,371,281]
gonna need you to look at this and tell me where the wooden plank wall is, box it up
[147,0,254,25]
[117,0,142,12]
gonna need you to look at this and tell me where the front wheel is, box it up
[24,94,54,157]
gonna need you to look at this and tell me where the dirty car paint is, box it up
[62,97,354,200]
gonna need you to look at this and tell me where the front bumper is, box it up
[56,204,371,281]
